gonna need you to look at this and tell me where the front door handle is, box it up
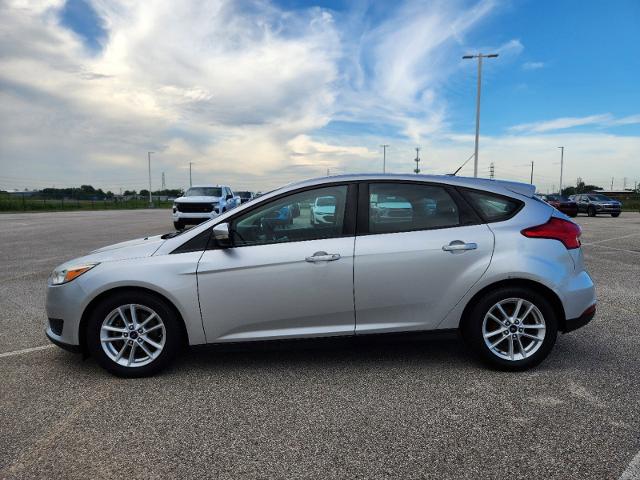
[305,251,341,262]
[442,241,478,252]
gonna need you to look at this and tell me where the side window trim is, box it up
[207,182,358,250]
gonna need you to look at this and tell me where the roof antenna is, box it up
[451,153,475,176]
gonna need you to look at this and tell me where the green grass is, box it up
[0,197,173,212]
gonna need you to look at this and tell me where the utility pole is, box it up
[189,162,193,187]
[611,177,614,190]
[557,146,564,194]
[530,161,534,184]
[161,172,166,191]
[462,52,499,177]
[380,144,389,173]
[414,147,421,174]
[623,177,627,190]
[489,162,495,179]
[327,168,330,176]
[147,151,154,207]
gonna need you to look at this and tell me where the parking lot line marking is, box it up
[583,232,640,245]
[582,243,640,255]
[0,344,54,358]
[620,449,640,480]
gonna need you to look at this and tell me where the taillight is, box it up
[521,217,581,249]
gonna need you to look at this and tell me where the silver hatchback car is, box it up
[46,175,596,377]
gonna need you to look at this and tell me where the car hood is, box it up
[175,196,221,203]
[314,206,335,214]
[77,235,165,262]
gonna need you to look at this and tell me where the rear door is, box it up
[354,182,494,334]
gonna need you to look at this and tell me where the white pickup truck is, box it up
[172,185,241,230]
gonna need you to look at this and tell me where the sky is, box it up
[1,0,639,193]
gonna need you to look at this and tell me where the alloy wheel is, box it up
[100,304,166,367]
[482,297,546,361]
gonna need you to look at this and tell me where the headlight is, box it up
[49,263,99,285]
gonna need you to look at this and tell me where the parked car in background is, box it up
[237,191,254,204]
[570,193,622,217]
[172,185,241,230]
[46,174,596,377]
[310,195,337,225]
[540,194,578,217]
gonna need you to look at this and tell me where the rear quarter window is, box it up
[462,189,523,223]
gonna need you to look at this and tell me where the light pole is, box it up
[557,146,564,194]
[189,162,193,187]
[530,161,534,185]
[414,147,420,174]
[380,144,389,173]
[147,151,154,207]
[462,53,498,177]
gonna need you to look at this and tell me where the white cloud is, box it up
[0,0,341,191]
[522,61,545,70]
[0,0,637,195]
[509,114,613,133]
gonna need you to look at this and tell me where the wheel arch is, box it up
[459,278,567,333]
[79,286,189,354]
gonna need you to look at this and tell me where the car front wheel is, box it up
[86,291,183,377]
[462,287,558,371]
[611,212,620,217]
[588,206,596,217]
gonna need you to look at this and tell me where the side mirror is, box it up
[213,222,231,247]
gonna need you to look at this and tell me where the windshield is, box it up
[185,187,222,197]
[587,194,611,201]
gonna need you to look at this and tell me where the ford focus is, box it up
[46,175,596,377]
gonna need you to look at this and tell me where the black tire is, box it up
[588,206,596,217]
[569,213,577,218]
[86,291,183,377]
[173,221,184,230]
[611,212,620,217]
[461,287,558,371]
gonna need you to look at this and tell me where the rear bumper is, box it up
[562,304,596,333]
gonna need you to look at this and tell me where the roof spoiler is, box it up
[499,181,536,198]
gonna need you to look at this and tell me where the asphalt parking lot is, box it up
[1,209,639,479]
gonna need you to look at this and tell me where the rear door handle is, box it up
[442,241,477,252]
[306,251,341,262]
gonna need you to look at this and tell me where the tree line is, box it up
[22,185,184,200]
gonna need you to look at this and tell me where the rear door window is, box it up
[463,189,523,223]
[368,183,461,234]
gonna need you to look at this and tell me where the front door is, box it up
[197,184,357,342]
[354,182,494,333]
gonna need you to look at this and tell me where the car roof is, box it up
[275,174,536,199]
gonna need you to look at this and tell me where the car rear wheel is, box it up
[588,206,596,217]
[173,221,184,230]
[611,212,620,217]
[86,291,183,377]
[462,287,558,371]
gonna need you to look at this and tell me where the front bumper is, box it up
[46,328,82,353]
[172,212,219,224]
[595,204,621,213]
